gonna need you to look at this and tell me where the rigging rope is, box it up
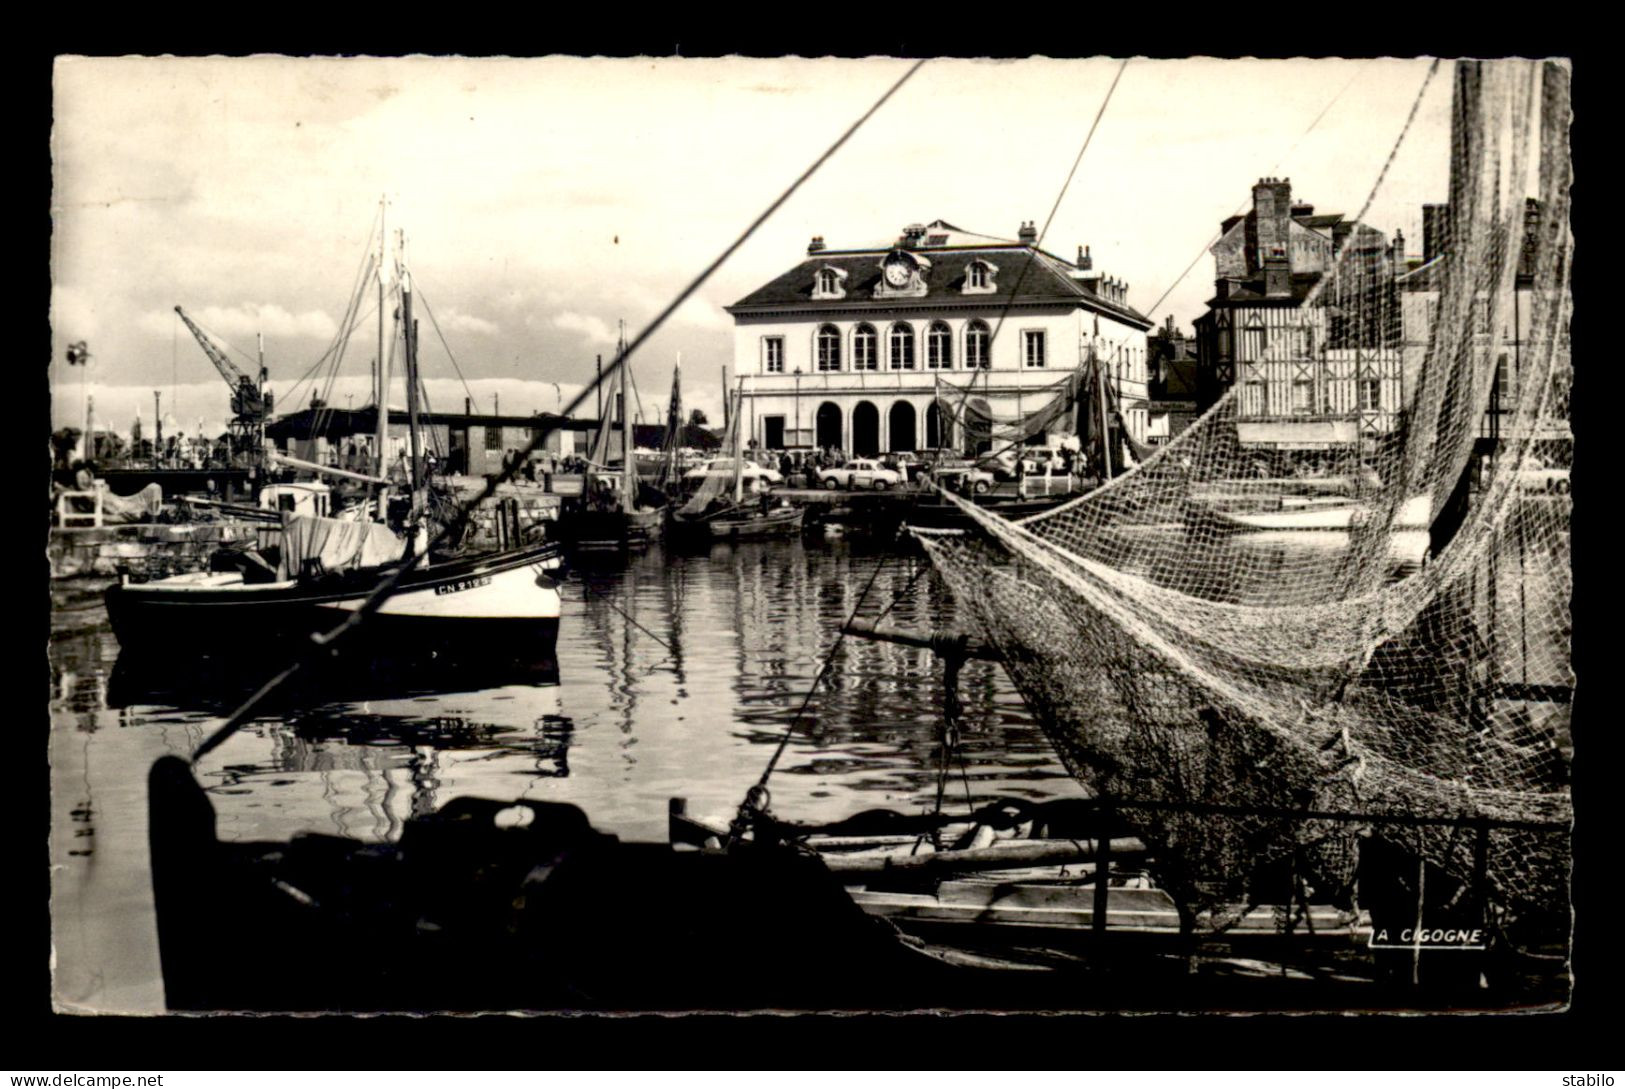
[985,59,1130,361]
[580,577,676,655]
[414,286,481,417]
[1137,59,1407,325]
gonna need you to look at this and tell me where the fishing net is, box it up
[679,389,746,517]
[917,60,1573,941]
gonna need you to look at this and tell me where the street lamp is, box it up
[65,341,92,462]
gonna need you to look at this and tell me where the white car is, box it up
[927,463,995,494]
[683,458,784,485]
[820,458,904,490]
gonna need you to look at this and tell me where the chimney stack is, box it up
[902,223,926,248]
[807,235,826,254]
[1254,176,1294,297]
[1018,221,1038,245]
[1077,244,1092,270]
[1422,203,1451,264]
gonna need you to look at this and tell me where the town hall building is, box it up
[725,220,1153,458]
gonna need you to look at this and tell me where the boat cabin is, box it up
[258,482,333,519]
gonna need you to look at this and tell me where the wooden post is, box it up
[1473,816,1492,980]
[1093,796,1112,953]
[1411,854,1427,987]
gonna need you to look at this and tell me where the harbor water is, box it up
[49,517,1568,1013]
[48,536,1075,1014]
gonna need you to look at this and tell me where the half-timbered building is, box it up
[1193,178,1405,451]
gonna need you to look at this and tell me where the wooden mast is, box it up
[1097,345,1114,479]
[400,231,424,506]
[731,382,745,506]
[374,198,391,520]
[620,321,635,512]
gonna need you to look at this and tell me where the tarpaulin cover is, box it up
[936,369,1087,447]
[277,514,406,579]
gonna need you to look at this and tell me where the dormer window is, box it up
[962,259,998,295]
[812,265,848,300]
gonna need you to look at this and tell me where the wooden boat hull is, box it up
[563,506,665,550]
[146,756,940,1013]
[105,541,563,658]
[146,759,1555,1012]
[903,493,1079,531]
[706,506,805,540]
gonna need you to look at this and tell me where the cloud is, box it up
[51,285,103,341]
[432,308,499,336]
[138,303,339,345]
[552,311,617,345]
[673,294,731,333]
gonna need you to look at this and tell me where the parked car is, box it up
[987,450,1053,481]
[1518,455,1570,494]
[820,458,904,490]
[927,462,995,494]
[683,458,784,485]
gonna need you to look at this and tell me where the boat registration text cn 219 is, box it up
[435,575,493,596]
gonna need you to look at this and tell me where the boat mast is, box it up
[400,230,424,508]
[620,321,635,511]
[732,379,745,506]
[374,198,391,519]
[1096,345,1113,479]
[661,353,682,491]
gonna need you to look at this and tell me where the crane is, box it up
[174,306,274,462]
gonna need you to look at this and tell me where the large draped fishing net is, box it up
[916,60,1573,942]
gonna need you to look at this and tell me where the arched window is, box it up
[816,324,842,372]
[965,320,990,369]
[926,321,952,369]
[889,322,915,370]
[853,324,878,371]
[818,268,838,295]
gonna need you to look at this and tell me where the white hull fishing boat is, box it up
[1200,493,1432,532]
[107,541,562,654]
[107,208,564,662]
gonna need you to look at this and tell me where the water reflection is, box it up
[106,645,561,713]
[51,539,1080,1011]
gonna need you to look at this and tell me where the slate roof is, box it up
[727,242,1152,329]
[1206,271,1325,308]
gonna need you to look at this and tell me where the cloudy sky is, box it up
[50,55,1454,439]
